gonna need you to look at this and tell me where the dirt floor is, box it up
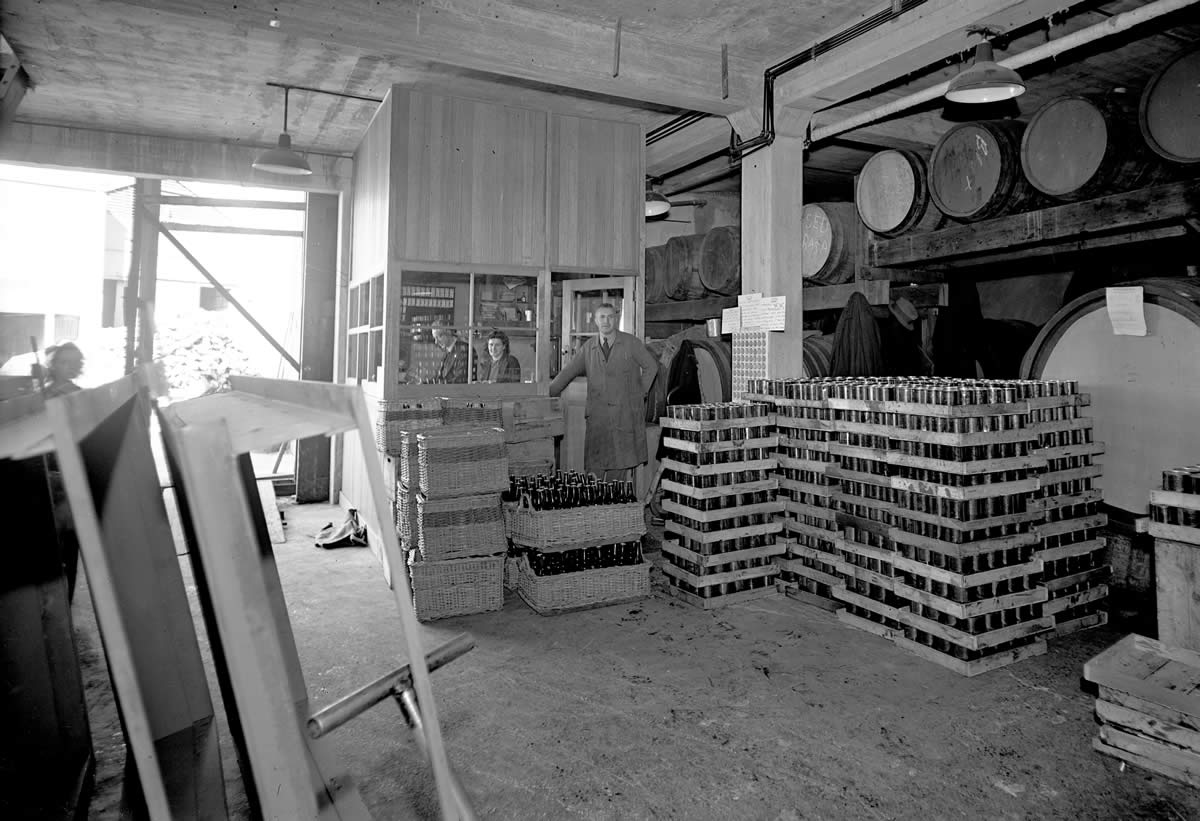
[70,500,1200,820]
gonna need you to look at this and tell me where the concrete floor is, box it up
[73,501,1200,820]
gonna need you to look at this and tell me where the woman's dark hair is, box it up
[486,329,510,356]
[46,341,83,364]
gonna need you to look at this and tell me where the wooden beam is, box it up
[116,0,759,115]
[160,223,305,238]
[868,180,1200,268]
[645,296,737,323]
[155,196,307,210]
[802,280,890,312]
[0,121,351,192]
[774,0,1086,112]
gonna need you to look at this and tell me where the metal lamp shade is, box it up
[945,43,1026,104]
[253,132,313,176]
[645,190,671,218]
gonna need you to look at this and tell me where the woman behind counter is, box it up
[484,329,522,383]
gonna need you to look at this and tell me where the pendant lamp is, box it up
[645,182,670,218]
[945,42,1025,104]
[253,86,313,176]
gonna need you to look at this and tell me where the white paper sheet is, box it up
[721,307,742,333]
[1106,286,1147,336]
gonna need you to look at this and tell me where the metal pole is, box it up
[395,689,478,821]
[306,633,475,738]
[144,206,301,372]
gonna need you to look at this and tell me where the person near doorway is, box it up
[432,322,474,384]
[549,303,658,481]
[39,342,85,601]
[41,341,84,397]
[484,329,522,383]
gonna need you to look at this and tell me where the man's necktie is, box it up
[601,338,611,359]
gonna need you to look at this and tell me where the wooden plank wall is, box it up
[391,91,547,267]
[549,114,642,274]
[351,94,393,285]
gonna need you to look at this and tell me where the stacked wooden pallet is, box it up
[1149,466,1200,650]
[659,402,784,609]
[746,376,1107,676]
[760,383,842,606]
[1028,388,1109,636]
[1085,634,1200,788]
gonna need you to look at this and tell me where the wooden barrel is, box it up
[699,226,741,295]
[929,120,1037,222]
[1140,46,1200,164]
[664,338,732,407]
[801,333,834,377]
[1021,95,1161,201]
[1021,277,1200,515]
[645,244,669,304]
[855,149,943,236]
[801,202,859,285]
[665,234,707,300]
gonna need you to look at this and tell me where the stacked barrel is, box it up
[1027,386,1109,636]
[646,226,741,303]
[659,402,784,608]
[747,376,1107,676]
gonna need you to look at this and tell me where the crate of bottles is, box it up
[503,471,644,548]
[1150,465,1200,545]
[1150,466,1200,651]
[375,398,442,454]
[660,531,782,609]
[418,427,509,498]
[515,541,649,615]
[416,492,507,562]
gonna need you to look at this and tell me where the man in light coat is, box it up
[549,303,658,480]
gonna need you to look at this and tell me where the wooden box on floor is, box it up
[1084,634,1200,788]
[1150,487,1200,651]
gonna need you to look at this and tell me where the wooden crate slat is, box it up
[891,634,1047,678]
[898,609,1054,652]
[775,557,841,588]
[1092,735,1200,789]
[892,555,1043,591]
[831,586,904,622]
[892,580,1046,620]
[662,435,779,454]
[661,477,778,500]
[661,580,778,610]
[659,414,776,432]
[661,457,778,476]
[889,475,1038,502]
[1029,489,1103,512]
[1037,464,1104,486]
[1151,490,1200,513]
[833,559,895,591]
[661,539,785,568]
[835,420,1037,447]
[1098,725,1200,785]
[664,518,782,543]
[777,477,836,498]
[661,498,783,523]
[889,505,1040,532]
[1035,442,1105,460]
[1043,584,1109,614]
[661,561,778,588]
[888,527,1039,558]
[1151,523,1200,545]
[1035,513,1107,539]
[1043,566,1109,593]
[777,435,832,452]
[838,609,905,640]
[777,455,831,474]
[1084,635,1200,723]
[1053,611,1108,636]
[1038,537,1107,564]
[782,519,840,542]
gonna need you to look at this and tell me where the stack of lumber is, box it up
[1150,466,1200,650]
[659,402,784,609]
[1084,634,1200,788]
[745,376,1107,676]
[406,425,509,620]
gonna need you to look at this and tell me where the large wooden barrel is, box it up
[855,149,943,236]
[699,226,741,295]
[1021,95,1160,201]
[1140,47,1200,165]
[1021,277,1200,514]
[665,234,707,300]
[801,333,834,377]
[645,244,669,304]
[801,202,859,285]
[930,120,1037,222]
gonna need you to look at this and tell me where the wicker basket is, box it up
[504,555,520,591]
[505,501,645,549]
[417,492,506,561]
[441,397,503,427]
[375,399,442,454]
[394,486,420,548]
[418,427,508,497]
[397,431,420,489]
[408,553,504,621]
[516,554,650,615]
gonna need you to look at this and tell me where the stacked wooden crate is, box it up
[757,381,842,606]
[658,402,784,609]
[1028,387,1109,636]
[406,424,509,620]
[502,396,563,477]
[1085,634,1200,788]
[1150,466,1200,650]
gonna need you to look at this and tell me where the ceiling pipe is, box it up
[810,0,1199,145]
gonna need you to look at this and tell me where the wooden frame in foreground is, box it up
[157,375,460,819]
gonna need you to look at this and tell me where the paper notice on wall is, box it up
[738,292,763,306]
[740,295,786,332]
[1106,286,1147,336]
[721,307,742,333]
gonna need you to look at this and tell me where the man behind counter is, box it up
[549,303,657,482]
[432,321,475,384]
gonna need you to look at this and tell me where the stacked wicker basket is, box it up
[505,474,650,615]
[377,398,509,620]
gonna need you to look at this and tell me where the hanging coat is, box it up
[549,332,658,473]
